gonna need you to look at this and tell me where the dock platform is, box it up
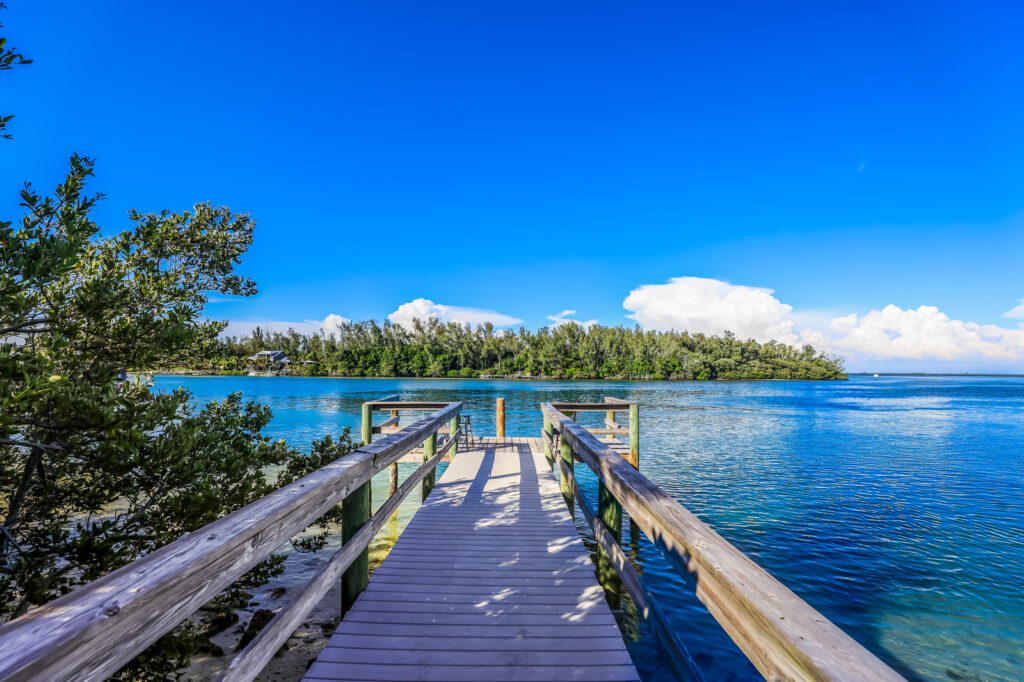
[305,437,639,681]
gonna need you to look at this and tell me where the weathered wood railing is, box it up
[0,399,462,682]
[541,400,903,682]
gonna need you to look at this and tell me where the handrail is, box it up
[557,455,704,681]
[0,400,462,682]
[541,402,903,682]
[219,427,461,681]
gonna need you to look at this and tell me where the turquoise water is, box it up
[151,375,1024,681]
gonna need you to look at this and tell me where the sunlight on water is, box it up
[152,375,1024,681]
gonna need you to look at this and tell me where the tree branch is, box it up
[0,318,52,335]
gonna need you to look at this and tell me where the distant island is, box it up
[178,319,846,380]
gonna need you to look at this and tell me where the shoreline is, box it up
[144,370,850,381]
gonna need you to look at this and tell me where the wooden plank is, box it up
[371,415,400,433]
[368,401,451,410]
[307,442,638,681]
[319,635,627,651]
[542,403,903,682]
[305,661,640,682]
[364,394,401,405]
[331,621,624,638]
[341,612,617,626]
[586,427,628,436]
[317,647,634,666]
[551,402,633,412]
[0,403,461,682]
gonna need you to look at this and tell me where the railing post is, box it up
[361,402,372,446]
[422,431,437,499]
[388,409,399,497]
[449,415,459,460]
[606,407,616,441]
[344,401,374,615]
[560,430,574,518]
[629,403,640,469]
[597,482,623,609]
[496,397,505,438]
[542,414,554,468]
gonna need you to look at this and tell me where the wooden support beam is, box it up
[363,394,400,406]
[388,410,399,497]
[341,474,369,616]
[551,402,633,412]
[361,402,372,446]
[597,480,622,609]
[372,415,400,434]
[629,403,639,469]
[367,401,451,411]
[586,427,629,436]
[542,414,554,469]
[496,397,505,438]
[559,434,574,518]
[421,431,437,500]
[449,416,459,460]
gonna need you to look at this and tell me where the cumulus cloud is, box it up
[624,277,799,344]
[623,276,1024,366]
[221,314,349,338]
[388,298,522,329]
[1003,300,1024,320]
[826,306,1024,361]
[547,309,598,329]
[320,313,350,338]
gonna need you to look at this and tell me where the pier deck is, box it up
[305,437,639,681]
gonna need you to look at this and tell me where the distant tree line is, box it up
[200,319,847,380]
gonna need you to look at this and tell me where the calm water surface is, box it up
[151,375,1024,681]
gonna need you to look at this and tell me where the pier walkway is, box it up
[306,438,638,681]
[0,398,904,682]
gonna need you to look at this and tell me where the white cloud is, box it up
[221,314,349,338]
[547,309,598,329]
[388,298,522,329]
[825,305,1024,361]
[1003,300,1024,320]
[623,276,1024,367]
[623,277,799,344]
[319,313,350,338]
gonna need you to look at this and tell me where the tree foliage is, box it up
[207,319,846,380]
[0,2,33,139]
[0,158,355,678]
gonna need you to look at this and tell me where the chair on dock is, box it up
[458,414,474,448]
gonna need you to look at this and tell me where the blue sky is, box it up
[2,1,1023,371]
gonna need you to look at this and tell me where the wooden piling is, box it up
[629,403,639,469]
[388,409,399,497]
[341,480,369,616]
[542,414,554,468]
[597,481,623,609]
[360,402,372,446]
[421,431,437,500]
[449,416,459,460]
[496,397,505,438]
[560,435,574,518]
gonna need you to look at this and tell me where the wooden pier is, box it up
[307,438,637,681]
[0,397,905,682]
